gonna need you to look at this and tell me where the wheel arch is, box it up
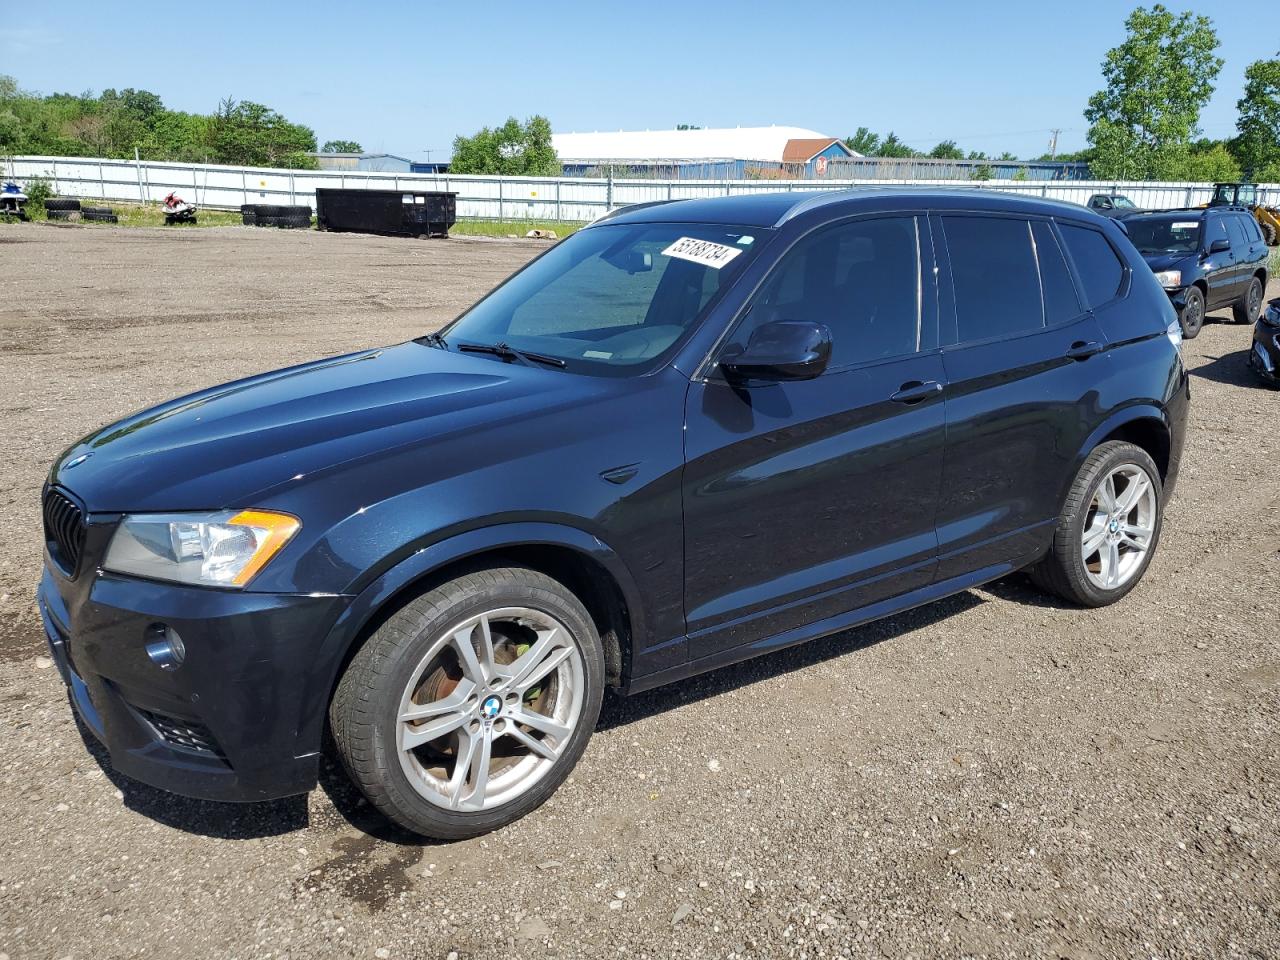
[296,523,643,759]
[1054,408,1173,519]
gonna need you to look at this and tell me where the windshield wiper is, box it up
[457,341,567,368]
[414,331,448,348]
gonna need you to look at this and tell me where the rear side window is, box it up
[1031,221,1082,325]
[1058,224,1125,308]
[943,216,1043,342]
[1243,216,1263,243]
[1226,216,1249,247]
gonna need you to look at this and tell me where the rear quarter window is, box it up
[1058,224,1125,308]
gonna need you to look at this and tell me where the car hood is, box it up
[49,342,587,512]
[1140,252,1196,273]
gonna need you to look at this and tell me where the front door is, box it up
[682,214,946,660]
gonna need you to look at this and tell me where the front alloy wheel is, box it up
[331,567,604,840]
[396,607,584,812]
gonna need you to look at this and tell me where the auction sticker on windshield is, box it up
[662,236,743,269]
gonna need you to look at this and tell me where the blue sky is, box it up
[1,0,1270,160]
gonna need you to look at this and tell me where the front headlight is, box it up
[104,510,300,587]
[1153,269,1182,289]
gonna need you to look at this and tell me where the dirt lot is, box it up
[0,223,1277,960]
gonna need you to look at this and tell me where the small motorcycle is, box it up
[0,181,29,221]
[161,191,198,225]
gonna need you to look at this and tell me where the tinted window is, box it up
[1203,216,1229,248]
[1031,221,1081,325]
[736,216,921,367]
[1226,215,1249,247]
[943,216,1043,342]
[1241,216,1263,243]
[1059,224,1125,308]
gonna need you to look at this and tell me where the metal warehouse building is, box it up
[553,125,857,179]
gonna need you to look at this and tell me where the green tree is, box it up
[1084,5,1223,179]
[1232,52,1280,177]
[322,139,363,153]
[875,132,919,158]
[929,139,965,160]
[844,127,880,155]
[210,98,317,167]
[450,115,558,176]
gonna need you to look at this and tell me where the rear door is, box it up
[682,214,946,658]
[933,214,1108,579]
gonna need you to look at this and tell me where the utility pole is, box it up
[1048,129,1061,160]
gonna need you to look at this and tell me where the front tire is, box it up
[1030,441,1163,607]
[330,567,605,840]
[1233,276,1263,325]
[1179,286,1205,339]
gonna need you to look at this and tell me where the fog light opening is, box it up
[145,624,186,671]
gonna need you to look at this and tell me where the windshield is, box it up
[1125,217,1201,254]
[1111,196,1137,209]
[440,222,764,375]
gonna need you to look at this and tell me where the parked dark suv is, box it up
[39,190,1189,839]
[1123,206,1269,338]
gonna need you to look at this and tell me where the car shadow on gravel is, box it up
[598,588,989,732]
[72,711,309,840]
[1189,347,1265,388]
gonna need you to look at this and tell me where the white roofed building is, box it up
[553,126,858,179]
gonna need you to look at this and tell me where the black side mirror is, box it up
[721,321,832,382]
[1206,238,1231,255]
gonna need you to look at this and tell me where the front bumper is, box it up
[40,561,349,802]
[1250,321,1280,385]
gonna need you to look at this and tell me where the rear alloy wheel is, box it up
[1233,276,1263,325]
[1180,286,1205,339]
[1030,441,1163,607]
[331,567,604,839]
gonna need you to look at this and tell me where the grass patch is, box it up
[74,201,246,228]
[450,219,584,238]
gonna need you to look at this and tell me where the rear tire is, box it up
[1233,276,1263,325]
[1262,222,1277,247]
[1030,441,1163,608]
[1179,286,1205,339]
[330,566,605,840]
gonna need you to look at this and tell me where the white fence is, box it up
[7,155,1279,223]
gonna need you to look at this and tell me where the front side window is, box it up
[943,215,1044,342]
[1203,217,1229,249]
[1058,223,1126,308]
[443,222,762,374]
[728,216,923,368]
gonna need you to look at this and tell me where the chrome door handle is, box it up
[890,380,944,404]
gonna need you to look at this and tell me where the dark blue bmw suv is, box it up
[39,190,1189,839]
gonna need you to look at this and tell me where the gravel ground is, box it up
[0,223,1277,960]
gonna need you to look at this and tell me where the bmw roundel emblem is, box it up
[480,695,502,720]
[1109,517,1120,533]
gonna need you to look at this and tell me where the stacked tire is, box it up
[82,206,119,224]
[242,204,311,229]
[45,198,80,221]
